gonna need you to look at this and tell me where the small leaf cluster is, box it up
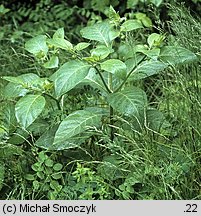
[71,163,110,200]
[25,151,63,199]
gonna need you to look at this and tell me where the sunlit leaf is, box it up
[135,13,152,27]
[80,21,119,46]
[3,73,41,98]
[74,42,90,51]
[101,59,127,79]
[127,0,139,8]
[50,60,90,97]
[129,60,168,80]
[25,35,48,56]
[15,94,46,128]
[121,19,143,32]
[159,46,197,65]
[47,38,73,50]
[80,68,106,92]
[147,33,165,48]
[91,45,114,60]
[44,56,59,69]
[53,28,64,39]
[107,86,147,116]
[53,109,103,149]
[150,0,163,7]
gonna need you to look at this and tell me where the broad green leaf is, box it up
[53,28,64,39]
[118,43,146,60]
[1,103,17,132]
[74,42,90,51]
[80,68,106,92]
[25,35,48,56]
[38,151,48,162]
[101,59,127,79]
[53,109,102,148]
[31,163,42,172]
[0,127,6,141]
[50,60,91,97]
[107,86,147,116]
[44,55,59,69]
[100,71,122,90]
[147,33,165,48]
[3,73,40,98]
[135,13,152,27]
[47,38,73,50]
[35,124,88,150]
[141,17,152,27]
[2,76,24,84]
[8,128,29,145]
[91,45,114,60]
[143,48,160,60]
[35,125,59,150]
[80,21,119,46]
[2,73,39,85]
[3,83,28,98]
[15,73,40,84]
[128,45,160,60]
[134,44,148,53]
[28,120,49,136]
[108,5,120,24]
[109,28,120,42]
[125,55,146,73]
[159,46,197,65]
[150,0,163,7]
[146,108,170,132]
[127,0,139,8]
[50,180,61,191]
[37,171,45,179]
[129,60,168,80]
[0,4,10,15]
[15,94,46,128]
[121,20,143,32]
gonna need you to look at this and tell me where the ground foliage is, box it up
[0,0,200,200]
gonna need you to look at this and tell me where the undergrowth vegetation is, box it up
[0,0,200,200]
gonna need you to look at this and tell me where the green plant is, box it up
[24,155,110,199]
[126,0,163,8]
[0,4,10,16]
[0,1,200,201]
[25,151,64,199]
[1,6,197,152]
[70,163,110,199]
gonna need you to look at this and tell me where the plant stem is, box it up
[114,56,146,93]
[43,93,62,110]
[109,105,114,141]
[108,73,114,141]
[94,65,112,93]
[74,51,112,93]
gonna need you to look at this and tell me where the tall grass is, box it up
[100,3,201,200]
[163,3,201,199]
